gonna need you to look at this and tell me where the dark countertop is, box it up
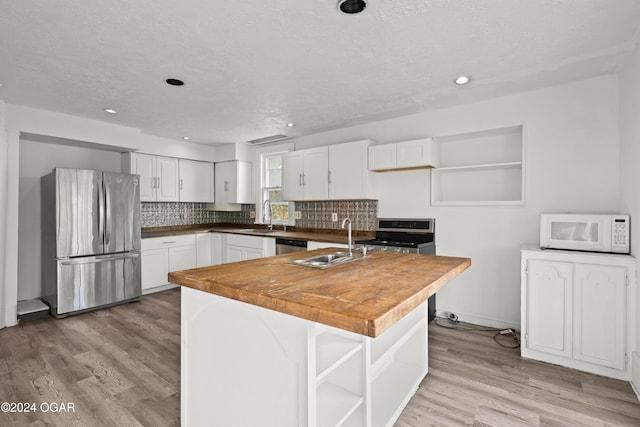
[141,223,374,245]
[169,248,471,337]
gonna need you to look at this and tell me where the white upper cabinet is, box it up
[123,153,179,202]
[328,139,376,199]
[368,138,436,171]
[213,160,252,209]
[124,153,214,203]
[283,141,377,201]
[282,151,305,201]
[130,153,156,201]
[179,159,214,203]
[157,157,180,201]
[397,138,436,168]
[368,144,396,171]
[282,146,329,201]
[304,147,329,200]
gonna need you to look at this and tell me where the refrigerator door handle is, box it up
[105,181,112,247]
[98,180,105,246]
[59,252,140,266]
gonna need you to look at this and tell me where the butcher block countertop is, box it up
[168,248,471,337]
[141,223,373,245]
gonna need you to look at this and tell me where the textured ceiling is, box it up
[1,0,639,144]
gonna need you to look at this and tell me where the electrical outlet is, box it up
[294,211,302,220]
[249,210,256,219]
[331,213,338,222]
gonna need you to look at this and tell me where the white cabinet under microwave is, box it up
[540,214,630,254]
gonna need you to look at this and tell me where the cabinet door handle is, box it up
[328,170,332,184]
[180,178,183,190]
[303,173,306,186]
[152,176,156,189]
[224,181,228,191]
[299,173,303,186]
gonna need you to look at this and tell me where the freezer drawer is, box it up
[54,252,141,316]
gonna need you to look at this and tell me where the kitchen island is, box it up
[169,248,470,427]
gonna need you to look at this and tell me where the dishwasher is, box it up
[275,238,308,255]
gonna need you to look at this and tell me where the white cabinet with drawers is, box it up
[223,234,276,263]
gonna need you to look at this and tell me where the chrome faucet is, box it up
[263,199,273,230]
[341,217,352,256]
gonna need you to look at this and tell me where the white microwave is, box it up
[540,213,630,254]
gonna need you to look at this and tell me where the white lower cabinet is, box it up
[144,232,272,294]
[196,233,223,267]
[169,245,197,272]
[521,245,636,380]
[142,234,197,293]
[223,234,276,263]
[141,248,170,291]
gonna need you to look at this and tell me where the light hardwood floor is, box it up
[1,288,639,426]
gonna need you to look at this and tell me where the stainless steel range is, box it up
[355,218,436,321]
[355,218,435,254]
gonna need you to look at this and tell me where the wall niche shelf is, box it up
[430,125,525,206]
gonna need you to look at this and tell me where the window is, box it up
[261,152,294,225]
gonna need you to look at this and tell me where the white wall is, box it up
[0,100,7,328]
[294,75,621,329]
[618,43,640,393]
[17,139,123,301]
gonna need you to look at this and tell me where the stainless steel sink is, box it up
[289,251,363,269]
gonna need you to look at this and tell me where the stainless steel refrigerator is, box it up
[41,168,141,317]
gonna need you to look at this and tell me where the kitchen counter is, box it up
[175,249,471,426]
[169,248,470,337]
[142,223,373,245]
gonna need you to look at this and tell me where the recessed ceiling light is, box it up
[454,75,471,85]
[166,78,185,86]
[337,0,367,14]
[104,108,117,114]
[286,123,295,127]
[183,136,190,140]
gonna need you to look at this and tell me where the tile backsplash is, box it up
[141,202,216,227]
[293,200,377,231]
[141,200,377,231]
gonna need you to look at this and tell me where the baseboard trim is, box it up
[435,309,520,331]
[142,283,178,295]
[632,352,640,402]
